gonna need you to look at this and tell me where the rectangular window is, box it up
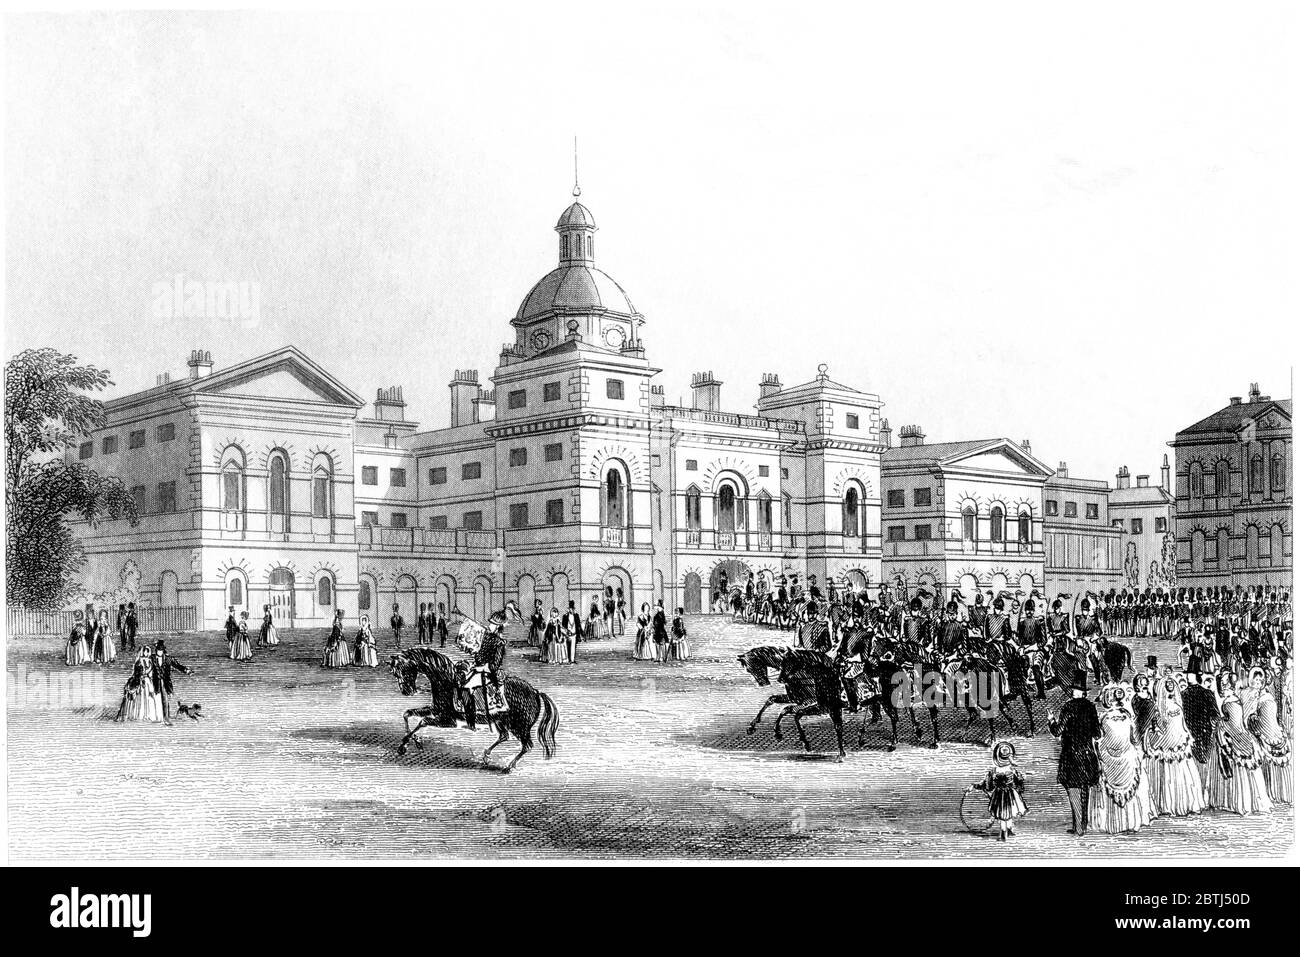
[128,430,146,450]
[509,503,529,528]
[462,461,482,480]
[781,468,789,480]
[222,472,241,511]
[361,466,378,485]
[845,413,860,430]
[914,524,932,540]
[429,515,448,529]
[1131,518,1143,534]
[1086,503,1099,520]
[429,466,447,485]
[507,389,527,410]
[390,512,408,528]
[509,448,527,467]
[546,498,565,525]
[544,443,564,462]
[543,382,561,402]
[102,436,119,454]
[758,465,770,477]
[158,481,176,514]
[1064,502,1078,518]
[361,511,379,527]
[462,510,483,530]
[1155,517,1167,533]
[131,485,146,514]
[79,441,93,460]
[1112,519,1124,529]
[1205,539,1219,564]
[886,490,905,507]
[1045,499,1059,517]
[313,477,329,517]
[389,468,406,487]
[685,459,698,471]
[913,488,931,507]
[887,526,906,543]
[156,423,175,442]
[606,379,624,400]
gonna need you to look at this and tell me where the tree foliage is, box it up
[5,348,138,609]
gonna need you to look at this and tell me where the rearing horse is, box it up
[388,647,559,773]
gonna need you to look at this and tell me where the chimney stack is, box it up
[758,373,782,402]
[374,386,406,422]
[649,384,665,408]
[1057,461,1068,479]
[1020,438,1032,455]
[898,424,925,448]
[1229,396,1242,406]
[879,418,892,449]
[186,349,213,379]
[1116,466,1131,490]
[155,372,172,387]
[691,371,722,412]
[449,369,479,428]
[1249,382,1261,402]
[1137,474,1150,488]
[472,387,496,424]
[1161,454,1170,491]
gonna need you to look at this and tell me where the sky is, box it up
[4,3,1297,481]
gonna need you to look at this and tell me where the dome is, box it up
[556,202,596,229]
[516,265,636,321]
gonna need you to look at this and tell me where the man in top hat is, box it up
[1143,655,1159,684]
[389,603,405,648]
[1180,655,1219,785]
[416,602,428,644]
[561,600,582,663]
[1047,669,1101,835]
[124,601,139,652]
[150,638,192,727]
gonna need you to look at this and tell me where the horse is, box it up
[388,647,559,773]
[738,645,849,760]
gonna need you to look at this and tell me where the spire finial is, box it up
[572,135,581,197]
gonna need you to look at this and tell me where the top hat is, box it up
[154,640,167,651]
[1071,669,1088,692]
[1186,655,1203,676]
[1146,655,1158,668]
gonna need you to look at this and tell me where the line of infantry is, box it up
[1094,585,1291,637]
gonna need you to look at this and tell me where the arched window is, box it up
[1271,455,1286,492]
[757,490,773,534]
[989,505,1004,542]
[312,458,332,518]
[1189,462,1202,497]
[605,469,625,527]
[561,235,569,259]
[1191,529,1206,572]
[717,483,737,532]
[228,578,243,606]
[317,577,332,606]
[269,452,288,516]
[961,506,976,544]
[685,487,701,531]
[1250,455,1264,493]
[842,486,860,537]
[358,579,371,611]
[1018,510,1031,545]
[1215,461,1230,498]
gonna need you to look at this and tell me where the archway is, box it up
[435,576,456,620]
[601,566,633,617]
[845,569,868,593]
[160,570,179,607]
[268,567,295,628]
[516,574,537,616]
[682,572,702,614]
[709,558,750,608]
[357,573,378,617]
[224,568,249,617]
[958,573,979,603]
[474,577,492,623]
[550,572,571,616]
[394,575,418,628]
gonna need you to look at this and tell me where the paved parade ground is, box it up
[7,615,1293,860]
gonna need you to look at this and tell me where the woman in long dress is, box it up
[1088,685,1153,833]
[668,608,690,662]
[633,603,656,660]
[119,647,163,723]
[65,622,91,666]
[259,604,279,646]
[543,609,565,663]
[229,612,253,661]
[1144,676,1206,816]
[1205,672,1273,815]
[354,614,379,668]
[1245,667,1291,805]
[91,610,117,665]
[322,611,352,668]
[586,597,604,641]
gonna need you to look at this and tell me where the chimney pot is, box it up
[186,349,214,379]
[898,424,925,447]
[691,371,722,412]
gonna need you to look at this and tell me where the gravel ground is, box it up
[6,615,1293,860]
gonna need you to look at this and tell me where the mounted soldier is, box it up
[459,601,523,730]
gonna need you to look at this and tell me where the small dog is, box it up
[177,702,205,721]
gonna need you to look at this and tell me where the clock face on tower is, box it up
[603,325,626,349]
[531,330,551,352]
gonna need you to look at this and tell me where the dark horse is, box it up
[389,647,559,773]
[737,646,849,761]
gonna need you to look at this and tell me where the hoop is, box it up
[959,788,993,834]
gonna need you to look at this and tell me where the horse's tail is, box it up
[536,691,559,759]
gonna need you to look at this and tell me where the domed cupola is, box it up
[557,202,596,264]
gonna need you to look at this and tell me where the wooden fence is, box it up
[6,605,199,637]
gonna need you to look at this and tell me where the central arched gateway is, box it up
[709,559,751,607]
[682,572,702,614]
[601,566,633,617]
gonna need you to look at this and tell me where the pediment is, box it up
[949,445,1048,476]
[193,347,364,407]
